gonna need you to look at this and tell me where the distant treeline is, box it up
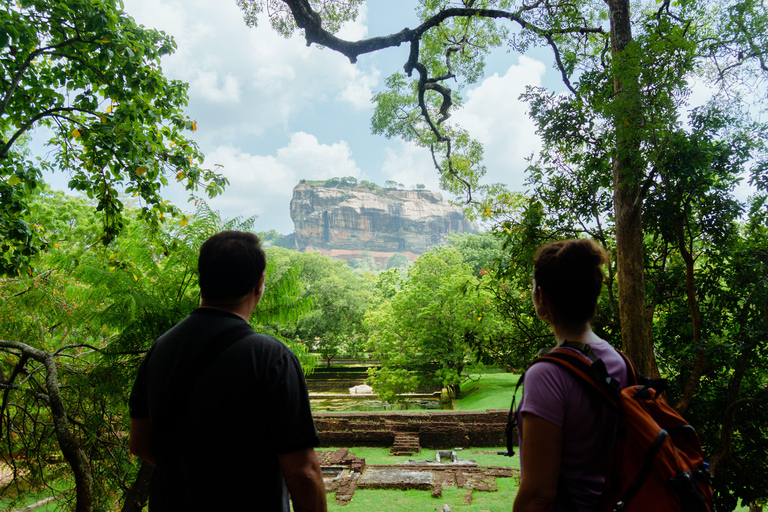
[300,177,428,191]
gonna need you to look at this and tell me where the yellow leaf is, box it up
[8,176,21,186]
[133,274,138,281]
[169,141,175,146]
[136,166,148,175]
[194,200,199,206]
[109,266,115,271]
[180,217,188,227]
[132,193,139,197]
[188,156,193,165]
[100,39,111,43]
[176,171,185,180]
[107,105,113,113]
[55,243,61,249]
[192,121,197,131]
[72,129,81,137]
[158,212,163,218]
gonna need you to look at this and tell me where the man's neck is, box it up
[199,301,253,322]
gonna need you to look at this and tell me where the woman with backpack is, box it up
[513,238,630,512]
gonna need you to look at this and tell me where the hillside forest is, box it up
[1,0,767,511]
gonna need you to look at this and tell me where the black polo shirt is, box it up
[129,308,319,511]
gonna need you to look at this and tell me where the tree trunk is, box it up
[42,353,94,512]
[121,461,154,512]
[0,341,95,512]
[605,0,659,378]
[673,211,706,414]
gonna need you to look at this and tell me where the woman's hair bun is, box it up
[559,238,608,268]
[533,238,609,325]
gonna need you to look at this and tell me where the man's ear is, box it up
[255,271,266,296]
[251,271,267,308]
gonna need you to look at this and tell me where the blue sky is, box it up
[37,1,724,234]
[80,0,557,234]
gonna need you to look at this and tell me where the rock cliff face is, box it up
[290,182,476,254]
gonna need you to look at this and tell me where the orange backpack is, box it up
[508,342,716,512]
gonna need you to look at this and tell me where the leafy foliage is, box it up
[266,247,374,366]
[366,246,496,399]
[0,0,228,275]
[0,193,315,511]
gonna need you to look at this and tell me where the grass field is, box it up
[455,371,521,411]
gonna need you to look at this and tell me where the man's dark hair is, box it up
[198,230,266,303]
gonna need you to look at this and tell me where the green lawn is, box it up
[327,477,521,512]
[455,371,521,411]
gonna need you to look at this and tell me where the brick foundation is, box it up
[314,409,517,448]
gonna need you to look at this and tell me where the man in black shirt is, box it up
[129,230,326,512]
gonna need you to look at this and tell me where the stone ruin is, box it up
[318,447,519,506]
[313,410,515,457]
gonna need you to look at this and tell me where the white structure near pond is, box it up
[349,384,373,395]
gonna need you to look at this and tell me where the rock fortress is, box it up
[287,179,477,265]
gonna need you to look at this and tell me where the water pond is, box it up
[307,367,451,412]
[310,396,451,413]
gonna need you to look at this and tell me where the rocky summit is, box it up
[290,181,476,255]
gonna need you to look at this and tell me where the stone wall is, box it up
[314,410,516,448]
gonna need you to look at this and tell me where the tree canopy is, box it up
[236,0,768,379]
[0,0,228,275]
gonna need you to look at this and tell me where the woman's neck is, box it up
[553,323,595,345]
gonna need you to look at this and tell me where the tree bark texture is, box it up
[673,210,706,414]
[121,461,154,512]
[605,0,659,378]
[0,340,94,512]
[42,353,94,512]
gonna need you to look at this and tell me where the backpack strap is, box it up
[503,341,618,456]
[503,373,526,456]
[616,351,669,393]
[533,348,621,410]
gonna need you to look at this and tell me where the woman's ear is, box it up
[535,286,552,321]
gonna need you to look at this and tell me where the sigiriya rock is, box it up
[289,180,476,257]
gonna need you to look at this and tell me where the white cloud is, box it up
[191,71,241,103]
[453,55,546,192]
[198,133,361,233]
[380,142,441,192]
[122,0,380,142]
[338,66,380,110]
[336,4,369,41]
[276,132,362,179]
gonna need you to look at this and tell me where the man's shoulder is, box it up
[227,330,299,363]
